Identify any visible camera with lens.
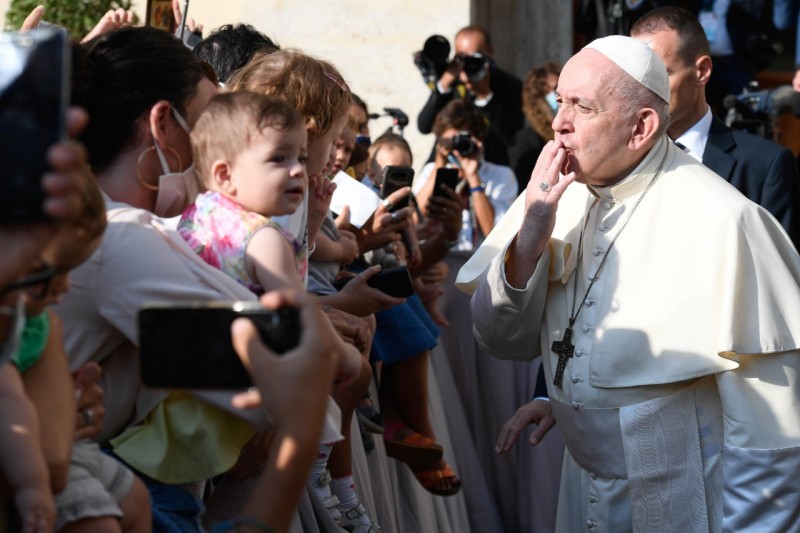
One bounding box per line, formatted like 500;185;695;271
413;34;451;87
723;81;800;140
449;131;478;157
457;52;489;82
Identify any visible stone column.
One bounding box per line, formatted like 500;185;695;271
472;0;573;77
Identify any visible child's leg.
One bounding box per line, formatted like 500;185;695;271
380;351;434;438
57;478;147;532
117;476;150;532
380;352;461;496
328;357;380;528
55;442;142;532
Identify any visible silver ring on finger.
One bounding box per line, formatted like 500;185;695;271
539;181;551;192
390;212;401;222
81;408;93;426
382;198;393;210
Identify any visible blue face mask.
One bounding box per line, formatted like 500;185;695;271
545;91;558;113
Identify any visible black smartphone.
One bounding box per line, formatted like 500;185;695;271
332;266;415;298
433;167;460;197
380;165;414;211
0;29;69;224
138;302;301;389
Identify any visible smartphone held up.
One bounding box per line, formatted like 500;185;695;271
380;165;414;212
0;29;69;224
138;302;301;390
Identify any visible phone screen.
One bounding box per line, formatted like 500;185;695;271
380;165;414;211
138;303;301;389
0;30;69;224
433;167;460;197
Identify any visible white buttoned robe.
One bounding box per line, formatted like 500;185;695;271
461;137;800;532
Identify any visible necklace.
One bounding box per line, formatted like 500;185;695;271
552;144;670;387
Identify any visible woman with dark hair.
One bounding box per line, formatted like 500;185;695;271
508;62;561;190
55;27;277;531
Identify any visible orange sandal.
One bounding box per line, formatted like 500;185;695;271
412;462;462;497
384;427;443;468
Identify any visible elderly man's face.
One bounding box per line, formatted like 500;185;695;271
552;50;637;186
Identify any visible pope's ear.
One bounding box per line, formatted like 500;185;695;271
629;107;660;149
210;160;236;194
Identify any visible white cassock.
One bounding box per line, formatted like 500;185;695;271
459;136;800;532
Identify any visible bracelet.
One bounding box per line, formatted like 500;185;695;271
469;183;486;194
307;242;316;255
211;516;276;533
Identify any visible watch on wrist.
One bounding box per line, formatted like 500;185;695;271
469;182;486;194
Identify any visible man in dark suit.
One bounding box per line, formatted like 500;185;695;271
417;25;523;167
632;6;800;248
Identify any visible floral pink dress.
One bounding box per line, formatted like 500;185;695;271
179;191;306;295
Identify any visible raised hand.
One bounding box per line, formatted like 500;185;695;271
19;5;45;31
506;140;577;288
82;8;135;43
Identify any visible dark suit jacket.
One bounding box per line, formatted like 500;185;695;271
417;66;523;166
702;117;800;249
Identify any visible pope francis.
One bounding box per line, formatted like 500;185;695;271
460;35;800;532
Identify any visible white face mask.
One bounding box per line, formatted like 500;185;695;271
150;108;198;218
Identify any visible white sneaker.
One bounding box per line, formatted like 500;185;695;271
310;470;342;524
338;503;381;533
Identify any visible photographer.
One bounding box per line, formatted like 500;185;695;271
416;26;523;167
414;99;518;253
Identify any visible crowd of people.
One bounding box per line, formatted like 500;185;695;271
2;1;800;532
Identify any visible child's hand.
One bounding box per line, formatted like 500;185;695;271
14;484;55;533
308;176;336;223
323;307;371;355
334;205;351;230
337;230;359;265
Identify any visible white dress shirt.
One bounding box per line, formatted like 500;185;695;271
674;106;713;162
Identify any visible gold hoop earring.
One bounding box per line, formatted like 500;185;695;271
135;145;183;191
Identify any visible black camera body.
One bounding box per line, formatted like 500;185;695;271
458;52;489;82
723;82;800;140
413;34;451;86
452;131;478;157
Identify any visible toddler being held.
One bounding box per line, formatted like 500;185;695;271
179;92;309;294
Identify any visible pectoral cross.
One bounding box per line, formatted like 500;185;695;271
551;327;574;387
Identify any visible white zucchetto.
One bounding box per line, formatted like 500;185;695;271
585;35;670;104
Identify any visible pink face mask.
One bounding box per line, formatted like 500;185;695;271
151;108;198;218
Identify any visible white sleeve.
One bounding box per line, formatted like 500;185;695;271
471;240;549;361
715;350;800;531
